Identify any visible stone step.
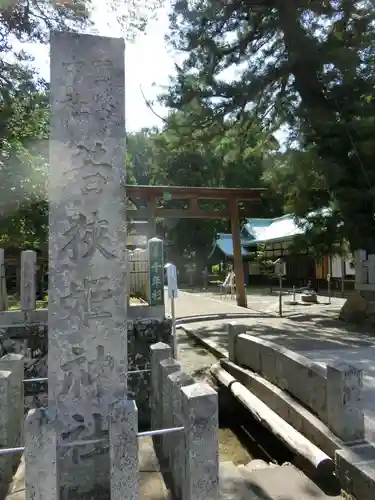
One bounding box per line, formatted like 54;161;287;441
239;464;344;500
220;461;260;500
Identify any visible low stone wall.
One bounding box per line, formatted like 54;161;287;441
150;342;219;500
227;323;364;443
128;317;172;429
0;312;172;429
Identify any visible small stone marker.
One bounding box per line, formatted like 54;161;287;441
326;361;365;442
0;248;8;311
48;31;127;493
181;382;219;500
24;408;59;500
21;250;37;312
167;371;194;499
148;237;164;306
159;358;181;462
110;400;139;500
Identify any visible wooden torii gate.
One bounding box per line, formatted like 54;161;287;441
126;185;264;308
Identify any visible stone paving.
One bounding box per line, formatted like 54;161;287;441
166;289;375;442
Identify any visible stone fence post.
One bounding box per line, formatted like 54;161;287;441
21;250;37;312
181;382;219;500
0;354;24;451
110;400;139;500
227;322;245;363
167;371;194;499
0;356;24;482
0;248;8;311
326;361;365;442
159;358;180;469
150;343;171;431
24;408;59;499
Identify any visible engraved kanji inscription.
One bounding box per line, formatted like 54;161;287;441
61;344;115;399
62;61;86;81
81;172;108;195
61;413;108;464
92;60;113;79
62;211;116;261
59;89;90;117
73;142;112;170
60;276;114;326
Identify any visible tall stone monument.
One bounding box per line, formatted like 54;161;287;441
49;32;127;496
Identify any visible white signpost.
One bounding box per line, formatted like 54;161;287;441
165;263;179;358
274;258;286;317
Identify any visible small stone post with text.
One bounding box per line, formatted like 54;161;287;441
148;237;164;306
21;250;37;312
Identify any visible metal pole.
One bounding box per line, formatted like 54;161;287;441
279;274;283;317
327;274;331;304
293;286;296;303
138;426;184;438
171;291;177;359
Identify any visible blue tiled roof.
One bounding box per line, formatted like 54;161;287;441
244;215;304;245
214;233;253;257
212;215;305;258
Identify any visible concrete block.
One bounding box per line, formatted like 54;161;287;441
327;361;365;442
110;399;139;500
167;371;194;499
335;442;375;499
181;382;219;500
24;408;59;500
233;334;328;422
226;322;244;363
235;334;261;373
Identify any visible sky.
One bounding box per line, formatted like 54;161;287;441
17;2;175;133
16;0;285;144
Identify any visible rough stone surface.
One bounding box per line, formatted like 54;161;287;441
109;400;139;500
0;317;172;429
167;371;194;499
0;370;14;482
150;343;171;433
20;251;36;312
49;31;127;494
326;361;365;442
24;408;59;500
335;442;375;500
0;355;24;452
181;382;219;500
235;333;327;422
128;318;172;429
227;322;245;363
159;358;180;464
339;292;367;323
